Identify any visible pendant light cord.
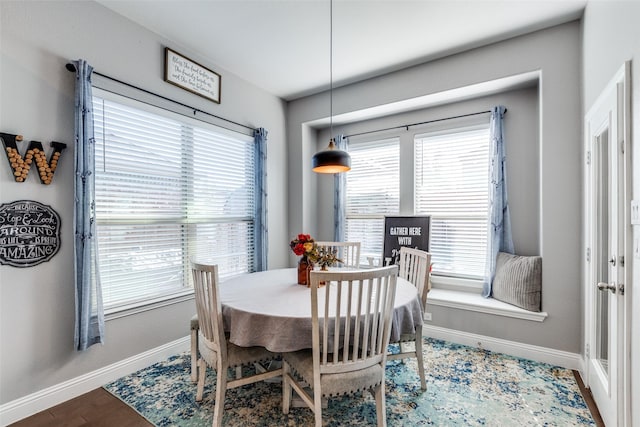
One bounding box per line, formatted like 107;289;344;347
329;0;333;139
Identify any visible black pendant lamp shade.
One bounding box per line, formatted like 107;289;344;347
312;138;351;173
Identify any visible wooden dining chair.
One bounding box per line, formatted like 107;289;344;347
191;261;282;426
387;246;432;390
315;241;361;268
282;266;398;427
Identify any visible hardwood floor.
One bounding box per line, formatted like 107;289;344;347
573;370;605;427
9;388;151;427
10;371;605;426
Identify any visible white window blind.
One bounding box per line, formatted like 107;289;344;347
93;94;255;310
414;126;490;279
345;138;400;264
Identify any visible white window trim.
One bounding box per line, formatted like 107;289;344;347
104;290;195;321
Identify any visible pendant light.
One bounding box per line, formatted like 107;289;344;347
312;0;351;173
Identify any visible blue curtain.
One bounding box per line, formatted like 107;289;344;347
333;134;348;242
254;128;268;271
482;106;515;298
73;59;104;350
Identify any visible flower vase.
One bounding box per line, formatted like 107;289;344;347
298;257;313;286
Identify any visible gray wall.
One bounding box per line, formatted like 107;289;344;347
288;22;582;353
582;2;640;424
0;0;288;404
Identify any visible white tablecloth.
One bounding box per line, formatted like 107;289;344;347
220;268;423;352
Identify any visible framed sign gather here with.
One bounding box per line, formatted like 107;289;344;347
383;215;431;266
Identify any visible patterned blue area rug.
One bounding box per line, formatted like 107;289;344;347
104;338;595;426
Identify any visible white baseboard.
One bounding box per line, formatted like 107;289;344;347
0;336;190;426
422;324;583;372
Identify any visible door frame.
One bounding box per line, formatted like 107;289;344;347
582;60;631;427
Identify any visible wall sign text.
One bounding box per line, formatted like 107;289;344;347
383;216;431;266
164;47;221;104
0;200;61;267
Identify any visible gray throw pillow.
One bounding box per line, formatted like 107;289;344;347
492;252;542;312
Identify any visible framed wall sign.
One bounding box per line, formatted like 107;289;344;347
164;47;221;104
0;200;61;267
382;215;431;266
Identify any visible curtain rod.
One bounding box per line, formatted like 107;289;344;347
65;63;256;132
344;108;507;139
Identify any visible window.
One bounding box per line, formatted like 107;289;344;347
93;91;256;311
414;126;490;279
345;138;400;264
342;123;490;285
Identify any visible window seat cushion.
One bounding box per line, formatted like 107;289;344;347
492;252;542;312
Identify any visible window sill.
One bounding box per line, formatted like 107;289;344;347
426;288;548;322
105;290;194;321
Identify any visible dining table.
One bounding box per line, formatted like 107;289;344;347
219;267;423;353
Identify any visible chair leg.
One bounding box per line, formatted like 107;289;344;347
212;362;227;427
313;386;323;427
415;335;426;390
282;361;292;414
235;366;242;379
374;383;387;427
190;329;198;383
196;359;207;402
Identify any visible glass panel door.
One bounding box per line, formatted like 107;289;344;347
594;131;609;374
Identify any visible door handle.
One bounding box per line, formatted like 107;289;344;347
597;282;617;293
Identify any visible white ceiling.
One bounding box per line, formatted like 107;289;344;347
97;0;586;101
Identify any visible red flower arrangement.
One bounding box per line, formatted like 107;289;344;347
290;234;320;285
289;233;319;261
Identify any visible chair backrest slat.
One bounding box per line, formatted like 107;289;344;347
342;282;352;362
363;278;374;359
310;266;397;374
380;274;394;353
333;282;341;357
321;283;329;365
351;280;362;361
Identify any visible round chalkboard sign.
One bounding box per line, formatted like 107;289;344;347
0;200;61;267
